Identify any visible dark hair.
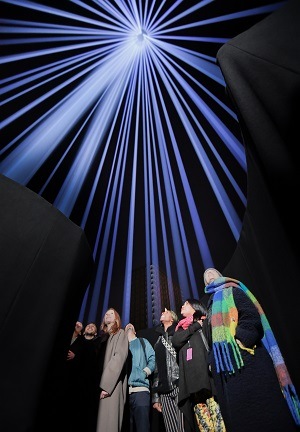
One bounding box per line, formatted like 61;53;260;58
186;298;207;316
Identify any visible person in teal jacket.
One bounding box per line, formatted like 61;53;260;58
125;323;156;432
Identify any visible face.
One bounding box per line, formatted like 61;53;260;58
125;324;136;333
160;308;173;324
85;323;97;335
180;301;195;318
104;309;116;325
204;268;221;285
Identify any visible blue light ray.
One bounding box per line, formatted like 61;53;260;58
54;54;139;215
153;3;285;34
87;65;140;321
143;71;192;298
0;20;109;35
1;40;140;185
148;0;214;34
121;70;142;325
100;0;138;31
145;51;213;271
145;53;214;267
146;44;243;239
144;0;168;31
141;67;157;323
1;48;109;98
1;0;281;326
151;38;224;84
2;0;131;31
148;42;244;168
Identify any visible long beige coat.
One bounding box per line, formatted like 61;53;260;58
96;329;128;432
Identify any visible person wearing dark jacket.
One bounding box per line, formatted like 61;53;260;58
152;308;184;432
81;323;109;432
172;299;226;432
203;268;300;432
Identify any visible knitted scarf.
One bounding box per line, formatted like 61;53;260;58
175;315;193;331
205;276;300;426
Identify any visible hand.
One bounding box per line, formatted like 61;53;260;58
153;402;162;412
100;390;110;400
193;311;206;325
67;350;75;360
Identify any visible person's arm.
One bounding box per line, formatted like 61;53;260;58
144;339;156;376
100;329;129;395
233;288;264;348
151;360;161;408
172;321;201;350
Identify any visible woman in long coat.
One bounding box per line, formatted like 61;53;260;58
203;268;300;432
96;308;129;432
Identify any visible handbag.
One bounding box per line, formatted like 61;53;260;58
193;330;227;432
194;396;226;432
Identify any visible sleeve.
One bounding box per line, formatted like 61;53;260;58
171;321;201;350
151;360;160;404
233;288;264;347
100;329;129;394
143;338;156;376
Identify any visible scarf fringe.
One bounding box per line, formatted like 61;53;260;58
213;340;243;374
284;384;300;426
205;277;300;426
213;342;231;373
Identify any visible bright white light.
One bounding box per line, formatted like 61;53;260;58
1;0;279;326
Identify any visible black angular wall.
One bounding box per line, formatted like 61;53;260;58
0;174;94;432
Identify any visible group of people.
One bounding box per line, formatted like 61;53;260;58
63;268;300;432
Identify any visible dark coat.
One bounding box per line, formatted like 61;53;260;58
80;333;109;432
204;288;298;432
172;321;217;432
152;323;179;400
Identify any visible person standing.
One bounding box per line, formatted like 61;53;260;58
80;322;108;432
67;320;84;362
61;321;85;431
203;268;300;432
96;308;129;432
172;299;226;432
152;308;185;432
125;323;156;432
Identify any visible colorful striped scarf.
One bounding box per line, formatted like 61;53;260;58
205;276;300;426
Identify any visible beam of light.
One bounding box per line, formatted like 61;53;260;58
144;56;200;297
54;47;138;215
1;40;139;187
148;0;214;33
1;0;285;326
146;55;214;268
122;62;142;325
149;41;245;167
148;45;246;206
151;3;286;34
87;65;139;321
142;68;158;324
146;44;243;239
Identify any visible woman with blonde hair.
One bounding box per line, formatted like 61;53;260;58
96;308;129;432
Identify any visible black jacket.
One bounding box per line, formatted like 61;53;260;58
152;323;179;403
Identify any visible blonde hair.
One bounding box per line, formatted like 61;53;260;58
170;310;178;323
203;268;223;286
